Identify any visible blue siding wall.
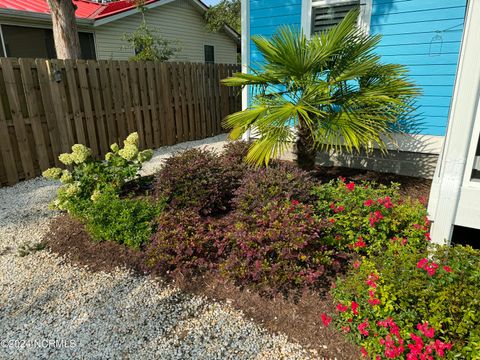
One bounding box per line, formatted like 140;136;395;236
248;0;467;136
250;0;302;68
371;0;467;136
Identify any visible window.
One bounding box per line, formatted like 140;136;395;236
1;25;96;59
311;0;360;34
204;45;215;64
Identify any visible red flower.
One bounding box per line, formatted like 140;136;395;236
346;182;355;191
353;260;362;269
361;347;368;357
364;199;374;207
321;313;332;327
351;301;359;315
336;303;349;312
338;176;346;183
417;258;428;269
354;239;367;248
383;196;394;209
425;262;439;277
443;265;452;273
417;323;435;338
358;319;370;336
368;298;381;306
425;232;431;241
291;200;300;206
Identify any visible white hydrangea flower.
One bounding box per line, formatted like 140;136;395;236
71;144;92;164
125;132;139;147
58;153;74;166
118;143;139;161
60;170;73;184
90;189;101;202
110;143;119;153
105;152;114;162
64;183;80;197
42;167;63;180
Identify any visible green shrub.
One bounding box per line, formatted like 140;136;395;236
43;132;153;215
232;163;315;214
328;244;480;359
218;200;332;290
311;178;430;254
80;188;163;248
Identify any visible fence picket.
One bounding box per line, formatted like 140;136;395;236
0;59;240;186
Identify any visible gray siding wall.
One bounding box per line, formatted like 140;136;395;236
94;0;238;64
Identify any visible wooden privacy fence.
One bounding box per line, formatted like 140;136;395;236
0;58;241;186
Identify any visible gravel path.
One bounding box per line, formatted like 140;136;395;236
0;135;317;360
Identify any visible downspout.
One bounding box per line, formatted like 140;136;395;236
241;0;251;141
429;0;480;244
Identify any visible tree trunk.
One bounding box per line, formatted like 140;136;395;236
296;117;317;171
47;0;81;59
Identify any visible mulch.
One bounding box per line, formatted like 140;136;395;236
43;166;433;359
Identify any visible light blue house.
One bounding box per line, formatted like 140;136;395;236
242;0;480;244
241;0;468;178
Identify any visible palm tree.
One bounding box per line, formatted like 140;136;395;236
222;10;421;170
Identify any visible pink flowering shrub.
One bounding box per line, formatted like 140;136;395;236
311;179;430;254
328;244;480;359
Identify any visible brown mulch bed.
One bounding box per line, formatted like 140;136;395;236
43;167;433;359
44;216;359;359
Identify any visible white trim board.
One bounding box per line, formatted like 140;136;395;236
301;0;372;38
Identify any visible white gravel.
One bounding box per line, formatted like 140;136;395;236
0;135;317;360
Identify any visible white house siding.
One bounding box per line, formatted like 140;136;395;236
94;0;238;64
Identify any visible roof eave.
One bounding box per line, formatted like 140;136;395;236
0;8;94;26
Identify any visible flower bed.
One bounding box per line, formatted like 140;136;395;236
43;137;480;359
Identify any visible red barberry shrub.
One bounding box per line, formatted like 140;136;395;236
143;209;223;274
217;200;332;290
232;162;316;214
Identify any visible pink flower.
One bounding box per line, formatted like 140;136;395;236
425;263;439;277
361;347;368;357
334;206;345;213
364;199;374;207
336;303;349;312
417;323;435;338
338;176;346;183
351;301;359;315
383;196;394;209
353;260;362;269
291;200;300;206
346;182;355;191
417;258;429;269
368;298;381;306
443;265;452;273
358;319;370;336
321;313;332;327
425;232;431;241
433;340;452;357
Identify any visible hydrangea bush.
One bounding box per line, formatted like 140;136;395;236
311;178;430;254
324;244;480;359
43;133;153;214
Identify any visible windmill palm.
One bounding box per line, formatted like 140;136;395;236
222;10;421;170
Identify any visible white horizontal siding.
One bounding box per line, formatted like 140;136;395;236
94;0;238;64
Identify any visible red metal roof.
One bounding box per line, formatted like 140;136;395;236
0;0;158;20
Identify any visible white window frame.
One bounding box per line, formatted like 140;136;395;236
301;0;372;39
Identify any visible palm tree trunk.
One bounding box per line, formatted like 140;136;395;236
296;116;317;171
47;0;81;59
